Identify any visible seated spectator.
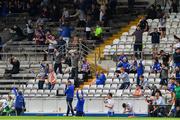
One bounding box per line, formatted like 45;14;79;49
136;61;144;85
33;25;45;45
175;67;180;81
96;71;106;85
173;48;180;67
149;28;161;56
81;58;90;81
159;63;169;89
9;25;25;41
117;57;131;73
139;75;149;89
151;86;162;97
153;91;165;105
47;67;57;90
129;59;138;73
5;57;20;76
151;58;161;73
122;103;133;114
119;68;130;89
158;50;170;66
133;85;142;97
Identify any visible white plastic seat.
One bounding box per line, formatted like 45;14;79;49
112;78;120;84
89;85;97;90
97;85;104;90
96;89;102;94
104;84;111;90
115;90;123;96
89;90;95;95
111;84;118;89
83;85;90;90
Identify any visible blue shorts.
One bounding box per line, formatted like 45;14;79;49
108;111;114;117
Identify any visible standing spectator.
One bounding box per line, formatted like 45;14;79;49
117;57;131;73
149;28;161;56
65;80;75;116
0;36;2;60
70;51;79;87
93;24;103;44
45;30;57;53
26;20;34;41
159;15;166;38
81;58;90;81
169;0;178;13
96;71;106;85
33;25;45;45
133;85;142;97
130;59;138;73
173;48;180;67
104;93;114;117
132;26;144;59
119;68;130;89
159;50;170;66
59;22;73;45
60;7;69;24
54;49;62;74
151;58;161;73
136;61;144;85
139;17;149;31
128;0;135;12
37;63;46;89
57;38;66;55
159;63;169;89
13;88;25;116
75;89;85;116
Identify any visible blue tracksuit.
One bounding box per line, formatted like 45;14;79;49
65;84;75;100
152;62;161;72
96;73;106;85
137;62;144;85
12;88;25;109
76;91;85;116
59;26;73;38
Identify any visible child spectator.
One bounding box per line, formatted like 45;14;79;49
81;58;90;81
119;68;130;89
159;63;169;89
133;85;142;97
37;63;46;89
47;67;57;90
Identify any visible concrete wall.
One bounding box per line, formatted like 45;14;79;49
25;97;148;114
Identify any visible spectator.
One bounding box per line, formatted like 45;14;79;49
70;50;79;87
7;95;14;115
5;57;20;76
132;25;144;59
57;38;66;55
119;68;130;89
104;93;114;117
151;58;161;73
45;30;57;53
129;59;138;73
92;24;103;44
0;98;10;116
65;80;75;116
159;15;166;38
168;77;176;99
75;89;85;116
133;85;142;97
175;67;180;81
139;16;149;31
157;50;171;66
0;36;2;60
147;5;157;19
13;88;25;116
139;75;149;89
47;67;57;90
54;49;62;74
26;20;34;41
159;63;169;89
117;57;131;73
33;25;45;45
81;58;90;81
85;15;93;40
169;0;178;13
10;25;25;41
60;7;69;24
153;91;165;105
136;61;144;85
37;63;46;89
118;53;127;62
149;28;161;56
122;103;133;114
59;22;73;45
173;48;180;67
96;71;106;85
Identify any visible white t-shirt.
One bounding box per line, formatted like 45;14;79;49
153;96;165;105
126;103;133;113
106;98;114;112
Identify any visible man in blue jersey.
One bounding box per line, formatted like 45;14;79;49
75;89;85;116
65;80;75;116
